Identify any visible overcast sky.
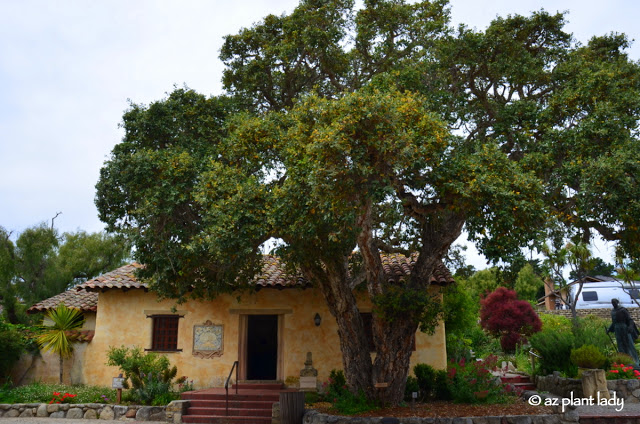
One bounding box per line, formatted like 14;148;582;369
1;0;637;268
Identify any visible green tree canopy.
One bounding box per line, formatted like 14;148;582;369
460;268;500;300
514;263;544;302
0;224;130;323
96;0;640;404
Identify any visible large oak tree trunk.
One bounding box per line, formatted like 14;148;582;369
372;316;420;404
302;261;374;396
302;207;464;405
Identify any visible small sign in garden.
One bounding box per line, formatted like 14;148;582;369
112;374;124;404
112;377;125;389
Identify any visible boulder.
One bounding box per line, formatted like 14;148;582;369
99;405;115;420
67;408;84;419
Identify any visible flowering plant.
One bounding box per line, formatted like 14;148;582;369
176;376;194;392
446;355;512;404
50;392;77;404
606;363;640;380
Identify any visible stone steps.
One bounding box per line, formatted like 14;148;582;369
181;383;285;424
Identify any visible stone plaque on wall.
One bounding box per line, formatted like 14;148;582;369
193;320;223;358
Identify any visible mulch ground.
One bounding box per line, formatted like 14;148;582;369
311;398;554;418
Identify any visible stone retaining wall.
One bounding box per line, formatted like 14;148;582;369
540;308;640;322
0;402;167;421
535;373;584;398
535;372;640;403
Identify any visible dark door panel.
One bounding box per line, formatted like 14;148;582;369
247;315;278;380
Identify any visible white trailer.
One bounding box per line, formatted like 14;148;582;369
571;281;640;309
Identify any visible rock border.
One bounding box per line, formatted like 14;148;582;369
0;402;167;421
535;372;640;403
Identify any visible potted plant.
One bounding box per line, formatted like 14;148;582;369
570;345;606;377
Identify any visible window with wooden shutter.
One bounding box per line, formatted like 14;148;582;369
149;315;181;352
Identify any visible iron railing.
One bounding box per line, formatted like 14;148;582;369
224;361;239;416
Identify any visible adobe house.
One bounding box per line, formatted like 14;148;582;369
25;254;452;389
15;289;97;385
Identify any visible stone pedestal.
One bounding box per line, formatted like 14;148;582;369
300;352;318;392
582;369;610;400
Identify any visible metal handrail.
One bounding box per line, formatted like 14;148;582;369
224;361;239;416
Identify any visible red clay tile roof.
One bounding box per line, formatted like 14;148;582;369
254;255;310;288
78;255;452;292
27;288;98;314
28;255;453;312
381;253;453;285
76;262;146;292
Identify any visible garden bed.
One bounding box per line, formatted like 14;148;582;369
310;397;553;418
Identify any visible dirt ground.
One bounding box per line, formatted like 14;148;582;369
311;397;554;418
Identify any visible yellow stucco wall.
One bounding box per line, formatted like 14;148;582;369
10;312;96;386
81;287;446;389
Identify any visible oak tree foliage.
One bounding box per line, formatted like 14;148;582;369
96;0;640;404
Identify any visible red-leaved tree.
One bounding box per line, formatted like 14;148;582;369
480;287;542;352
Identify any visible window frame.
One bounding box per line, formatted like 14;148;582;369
146;314;183;352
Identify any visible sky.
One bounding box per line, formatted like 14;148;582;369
1;0;638;269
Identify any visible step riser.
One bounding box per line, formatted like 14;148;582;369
182;416;272;424
188;408;271;417
189;400;274;409
500;377;531;383
183;394;280;401
232;383;283;390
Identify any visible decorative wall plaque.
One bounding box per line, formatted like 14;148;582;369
193;320;224;358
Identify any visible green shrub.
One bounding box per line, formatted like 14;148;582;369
466;326;502;358
404;376;419;401
570;345;606;369
106;346;178;405
320;370;377;415
538;313;572;332
433;370;452;401
573;315;614;355
609;352;635;366
446;325;501;363
151;391;179;406
328;369;346;392
0;320;31;381
446;333;474;363
529;325;576;377
413;363;436;400
305;391;320;404
333;389;377;415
